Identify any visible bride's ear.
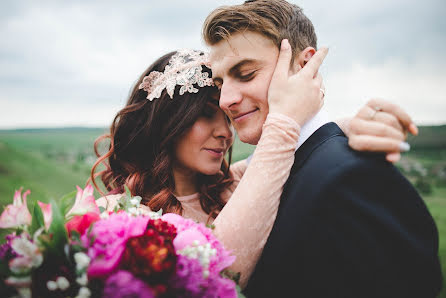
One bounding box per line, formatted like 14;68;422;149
290;47;316;74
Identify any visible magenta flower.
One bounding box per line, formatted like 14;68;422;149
81;212;149;278
66;185;99;219
169;255;204;297
103;270;155;298
0;188;32;228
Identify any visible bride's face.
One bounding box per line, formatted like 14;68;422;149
174;99;234;176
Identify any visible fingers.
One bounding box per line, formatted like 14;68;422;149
348;135;408;153
366;98;418;135
315;73;325;107
356;106;405;132
271;39;293;84
386;152;401;163
299;47;329;78
350;118;405;141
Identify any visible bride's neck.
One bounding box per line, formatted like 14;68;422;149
172;166;198;197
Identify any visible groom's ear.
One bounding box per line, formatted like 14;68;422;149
289;47;316;74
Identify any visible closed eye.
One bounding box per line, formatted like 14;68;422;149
239;71;256;81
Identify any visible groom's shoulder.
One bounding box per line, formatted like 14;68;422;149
290;122;393;180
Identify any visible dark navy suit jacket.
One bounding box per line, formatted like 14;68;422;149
245;123;442;298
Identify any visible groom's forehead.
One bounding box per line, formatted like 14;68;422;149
209;32;277;73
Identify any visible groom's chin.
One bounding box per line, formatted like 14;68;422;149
236;126;262;145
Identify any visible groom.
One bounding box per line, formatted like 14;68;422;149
203;0;442;297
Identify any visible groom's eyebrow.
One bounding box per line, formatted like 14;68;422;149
228;59;258;76
212;59;259;84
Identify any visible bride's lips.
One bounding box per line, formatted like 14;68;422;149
204;148;225;158
232;109;258;123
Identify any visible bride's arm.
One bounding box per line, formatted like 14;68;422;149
213;113;300;288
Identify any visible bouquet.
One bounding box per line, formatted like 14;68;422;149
0;186;243;298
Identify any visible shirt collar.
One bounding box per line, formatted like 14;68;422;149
295;109;330;151
245;109;330;164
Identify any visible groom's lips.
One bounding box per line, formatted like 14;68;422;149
233;109;258;123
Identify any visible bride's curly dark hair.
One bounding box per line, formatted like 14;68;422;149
90;51;233;221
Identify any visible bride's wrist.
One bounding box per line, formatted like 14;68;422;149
266;113;301;134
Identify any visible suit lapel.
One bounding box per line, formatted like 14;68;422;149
290;122;345;174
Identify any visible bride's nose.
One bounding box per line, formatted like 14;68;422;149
213;111;233;140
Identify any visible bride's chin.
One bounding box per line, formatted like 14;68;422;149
200;164;223;176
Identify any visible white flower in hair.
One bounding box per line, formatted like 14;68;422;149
139;49;214;101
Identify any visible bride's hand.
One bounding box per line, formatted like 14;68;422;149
344;98;418;163
268;39;327;126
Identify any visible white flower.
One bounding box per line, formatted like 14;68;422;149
148;211;161;219
76;273;88;286
128;207;138;216
56;276;70;290
130;198;140;206
177;241;217;278
9;234;43;274
47;280;58;291
100;212;109;219
74;252;91;271
75;287;91;298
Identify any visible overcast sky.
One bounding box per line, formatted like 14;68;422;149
1;0;445;128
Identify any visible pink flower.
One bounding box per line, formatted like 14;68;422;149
81;212;150;278
173;228;208;251
66;185;99;218
0;188;32;228
66;212;100;237
162;213;236;275
37;201;52;230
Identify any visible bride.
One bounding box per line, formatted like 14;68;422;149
92;49;414;287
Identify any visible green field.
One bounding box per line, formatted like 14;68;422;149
0;126;445;295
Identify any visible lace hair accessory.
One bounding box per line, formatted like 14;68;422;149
139;49;215;101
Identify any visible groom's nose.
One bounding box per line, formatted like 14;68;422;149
219;81;243;112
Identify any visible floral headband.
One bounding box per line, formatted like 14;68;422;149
138;49;215;101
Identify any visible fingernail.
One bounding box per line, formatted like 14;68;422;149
399;142;410;152
409;123;418;135
281;39;290;50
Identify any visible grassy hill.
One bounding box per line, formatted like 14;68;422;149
0;125;445;296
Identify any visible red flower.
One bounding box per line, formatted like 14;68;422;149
65;212;100;237
120;219;177;295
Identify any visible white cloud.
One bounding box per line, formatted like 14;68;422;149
324;57;446;125
0;0;445;128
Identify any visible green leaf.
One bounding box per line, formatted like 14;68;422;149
70;230;81;243
29;203;45;235
48;200;68;256
99;206;106;213
59;190;77;215
124;185;132;199
236;285;247;298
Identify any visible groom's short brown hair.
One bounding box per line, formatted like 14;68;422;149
202;0;317;60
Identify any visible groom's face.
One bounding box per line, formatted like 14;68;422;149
210;32;279;145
